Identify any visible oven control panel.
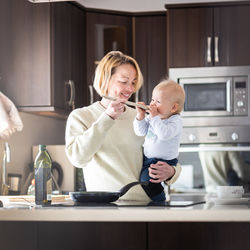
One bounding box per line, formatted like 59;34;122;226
181;126;250;144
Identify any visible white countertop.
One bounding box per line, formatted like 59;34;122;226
1;205;250;222
0;194;250;222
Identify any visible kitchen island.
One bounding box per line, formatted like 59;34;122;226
0;194;250;250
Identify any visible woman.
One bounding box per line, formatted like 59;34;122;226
65;51;181;201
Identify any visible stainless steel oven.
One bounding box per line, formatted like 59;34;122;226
169;66;250;144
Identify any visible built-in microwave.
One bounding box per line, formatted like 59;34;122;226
179;76;248;117
169;66;250;144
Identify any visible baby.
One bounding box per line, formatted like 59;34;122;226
133;79;185;201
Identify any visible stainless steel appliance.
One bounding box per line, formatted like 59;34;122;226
169;66;250;144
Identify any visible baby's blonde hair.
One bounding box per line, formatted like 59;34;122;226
154;79;185;113
93;51;143;96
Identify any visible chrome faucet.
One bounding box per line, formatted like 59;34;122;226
2;142;10;195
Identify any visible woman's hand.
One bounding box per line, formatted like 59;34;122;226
105;99;126;119
148;161;175;183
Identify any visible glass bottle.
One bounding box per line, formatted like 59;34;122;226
34;145;52;205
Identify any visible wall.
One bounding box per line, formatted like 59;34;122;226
0;112;66;194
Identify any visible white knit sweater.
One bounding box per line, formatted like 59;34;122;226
65;102;181;201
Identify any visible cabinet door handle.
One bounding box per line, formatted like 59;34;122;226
214;36;219;63
89;85;94;104
135;90;139;103
65;80;75;109
207;36;212;63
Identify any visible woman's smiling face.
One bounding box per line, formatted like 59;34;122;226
107;64;137;101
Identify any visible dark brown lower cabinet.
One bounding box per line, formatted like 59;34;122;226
148;222;250;250
38;222;146;250
0;222;146;250
0;222;37;250
1;221;250;250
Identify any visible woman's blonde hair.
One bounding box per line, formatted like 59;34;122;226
93;51;143;96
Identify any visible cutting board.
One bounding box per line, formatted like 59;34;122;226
0;195;70;204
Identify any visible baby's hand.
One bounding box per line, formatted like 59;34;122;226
149;103;158;118
136;102;146;120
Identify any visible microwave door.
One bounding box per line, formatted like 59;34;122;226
179;77;233;117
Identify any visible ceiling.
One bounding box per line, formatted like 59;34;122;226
75;0;245;12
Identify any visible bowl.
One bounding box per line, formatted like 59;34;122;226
216;186;244;199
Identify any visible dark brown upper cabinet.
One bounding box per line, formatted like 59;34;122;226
167;4;250;68
86;10;132;103
134;13;167;104
213;5;250;66
0;1;50;110
52;3;86;114
0;0;86;118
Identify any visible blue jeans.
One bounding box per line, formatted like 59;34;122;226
140;156;178;202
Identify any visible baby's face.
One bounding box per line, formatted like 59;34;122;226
150;88;175;119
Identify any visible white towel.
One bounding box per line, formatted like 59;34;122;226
0;92;23;140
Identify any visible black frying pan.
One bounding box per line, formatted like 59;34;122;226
70;181;148;203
